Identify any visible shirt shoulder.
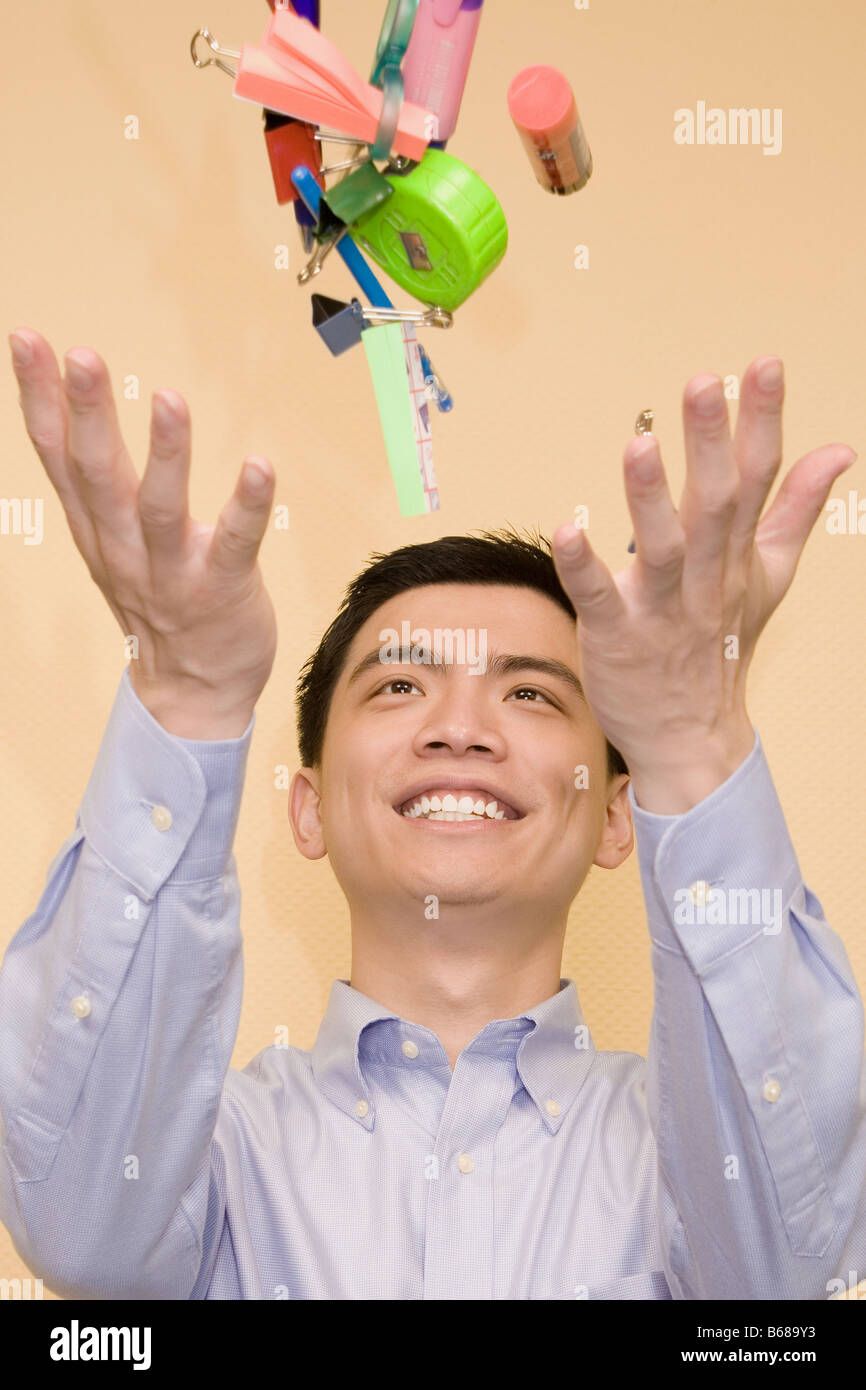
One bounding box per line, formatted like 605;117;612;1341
219;1045;317;1120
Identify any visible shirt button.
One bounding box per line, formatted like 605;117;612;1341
151;805;173;831
763;1079;782;1102
355;1100;369;1118
71;995;91;1019
457;1153;474;1174
689;880;710;906
401;1040;419;1059
545;1099;561;1117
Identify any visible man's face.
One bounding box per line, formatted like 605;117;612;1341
290;584;632;920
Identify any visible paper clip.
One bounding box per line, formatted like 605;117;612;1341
190;29;240;79
627;409;654;552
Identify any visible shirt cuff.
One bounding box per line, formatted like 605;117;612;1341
78;666;255;896
630;729;803;966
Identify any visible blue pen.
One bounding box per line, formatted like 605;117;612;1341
417;343;453;412
290;163;454;411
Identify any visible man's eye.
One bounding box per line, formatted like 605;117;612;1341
373;682;552;703
376;678;421;696
507;687;551;704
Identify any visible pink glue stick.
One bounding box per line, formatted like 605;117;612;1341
402;0;484;145
507;64;593;195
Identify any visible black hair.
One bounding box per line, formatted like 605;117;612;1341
295;525;628;780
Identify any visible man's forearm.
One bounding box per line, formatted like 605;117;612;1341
633;732;866;1297
0;667;251;1296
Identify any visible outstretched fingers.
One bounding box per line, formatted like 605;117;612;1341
678;374;738;601
208;458;276;577
9;328;97;558
727;357;786;568
138;391;193;559
61;346;142;546
623;433;685;596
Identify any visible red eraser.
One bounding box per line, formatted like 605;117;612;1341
264;120;323;204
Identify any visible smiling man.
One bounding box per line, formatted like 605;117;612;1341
290;570;632;1075
1;329;865;1302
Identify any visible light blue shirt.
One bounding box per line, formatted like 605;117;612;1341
1;667;864;1300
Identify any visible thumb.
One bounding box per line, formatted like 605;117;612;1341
754;445;855;602
552;523;625;629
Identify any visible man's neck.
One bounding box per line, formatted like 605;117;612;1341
349;912;565;1070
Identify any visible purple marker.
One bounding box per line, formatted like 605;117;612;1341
269;0;320;22
291;0;320;24
266;0;322;243
402;0;484;146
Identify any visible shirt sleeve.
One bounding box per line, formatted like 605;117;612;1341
632;730;866;1299
0;666;253;1299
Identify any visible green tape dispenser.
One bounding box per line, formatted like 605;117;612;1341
350;148;508;313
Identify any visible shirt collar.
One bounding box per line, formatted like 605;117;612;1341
310;977;596;1135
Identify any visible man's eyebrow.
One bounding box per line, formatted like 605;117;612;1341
488;653;586;702
346;649;392;688
346;648;586;702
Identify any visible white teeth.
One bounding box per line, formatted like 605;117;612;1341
400;791;515;820
402;807;505;822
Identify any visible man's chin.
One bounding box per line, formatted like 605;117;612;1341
395;866;510;907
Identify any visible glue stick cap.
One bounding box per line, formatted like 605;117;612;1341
507;63;591;194
507;65;577;144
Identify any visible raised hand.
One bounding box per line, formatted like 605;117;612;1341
9;328;278;738
551;358;856;813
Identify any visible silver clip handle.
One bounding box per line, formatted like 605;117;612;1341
318;155;372;176
361;305;453;329
314;132;369;147
297;226;351;285
190;28;240;79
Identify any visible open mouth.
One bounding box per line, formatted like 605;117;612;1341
394;788;524;823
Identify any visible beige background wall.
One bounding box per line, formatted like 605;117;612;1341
2;0;864;1296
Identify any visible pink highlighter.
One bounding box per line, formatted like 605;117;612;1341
401;0;484;145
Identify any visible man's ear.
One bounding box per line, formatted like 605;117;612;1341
288;768;328;860
592;773;634;869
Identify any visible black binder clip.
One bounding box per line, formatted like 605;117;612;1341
311;294;366;355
